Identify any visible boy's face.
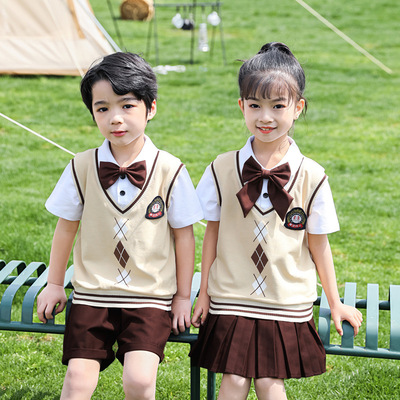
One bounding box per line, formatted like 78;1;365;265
91;79;156;153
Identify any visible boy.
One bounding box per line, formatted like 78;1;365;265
37;52;203;400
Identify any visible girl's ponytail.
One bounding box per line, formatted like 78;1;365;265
258;42;293;57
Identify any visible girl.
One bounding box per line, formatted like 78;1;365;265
190;42;363;400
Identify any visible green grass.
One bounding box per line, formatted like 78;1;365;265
1;0;400;398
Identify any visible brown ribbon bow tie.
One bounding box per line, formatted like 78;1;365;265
99;160;147;190
236;156;293;220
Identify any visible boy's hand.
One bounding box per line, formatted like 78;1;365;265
37;283;67;323
191;291;210;328
171;295;191;335
331;303;363;336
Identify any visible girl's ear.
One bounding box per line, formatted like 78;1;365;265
147;100;157;121
294;98;305;120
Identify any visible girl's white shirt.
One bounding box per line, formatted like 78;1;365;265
45;136;203;229
196;136;340;234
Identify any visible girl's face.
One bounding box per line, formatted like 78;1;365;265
238;87;304;144
92;79;156;152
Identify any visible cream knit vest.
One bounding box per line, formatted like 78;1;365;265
208;151;327;322
70;148;183;310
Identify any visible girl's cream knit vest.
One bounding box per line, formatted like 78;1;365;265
208;151;327;322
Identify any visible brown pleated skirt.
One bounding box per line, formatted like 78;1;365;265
189;314;326;379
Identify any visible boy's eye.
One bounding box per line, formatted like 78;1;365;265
123;104;134;109
97;107;108;113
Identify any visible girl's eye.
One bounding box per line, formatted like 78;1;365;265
249;103;259;109
97;107;108;113
274;104;286;109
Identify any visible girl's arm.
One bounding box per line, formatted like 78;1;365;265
37;218;79;323
171;225;195;335
191;220;219;328
308;233;363;336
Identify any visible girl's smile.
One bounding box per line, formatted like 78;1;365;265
257;126;276;134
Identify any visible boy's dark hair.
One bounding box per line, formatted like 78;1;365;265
238;42;307;113
81;52;157;117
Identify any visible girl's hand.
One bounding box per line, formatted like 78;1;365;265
36;283;67;323
191;291;210;328
171;295;191;335
331;303;363;336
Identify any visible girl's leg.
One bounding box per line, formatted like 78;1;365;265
218;374;252;400
254;377;287;400
61;358;100;400
122;350;160;400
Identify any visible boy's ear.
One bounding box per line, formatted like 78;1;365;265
147;100;157;121
238;98;245;114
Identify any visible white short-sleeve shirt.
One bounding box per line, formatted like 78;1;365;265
46;136;204;229
196;136;339;234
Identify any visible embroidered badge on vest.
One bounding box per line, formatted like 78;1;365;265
284;207;307;230
145;196;165;219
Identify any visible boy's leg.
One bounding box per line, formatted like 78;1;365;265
254;377;287;400
61;358;101;400
122;350;160;400
217;374;251;400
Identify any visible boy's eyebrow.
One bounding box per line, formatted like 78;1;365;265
93;100;107;106
120;96;140;102
93;96;140;106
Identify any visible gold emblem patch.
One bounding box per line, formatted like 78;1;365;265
145;196;165;219
284;207;307;230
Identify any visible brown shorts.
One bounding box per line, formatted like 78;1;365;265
62;304;172;371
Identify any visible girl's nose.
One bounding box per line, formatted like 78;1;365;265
259;110;273;123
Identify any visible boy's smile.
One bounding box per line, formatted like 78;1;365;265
92;80;156;162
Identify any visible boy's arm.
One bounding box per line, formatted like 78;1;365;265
171;225;195;335
191;221;219;328
308;233;363;336
37;218;79;323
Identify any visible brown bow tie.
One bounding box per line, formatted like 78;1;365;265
236;156;293;220
99;161;147;190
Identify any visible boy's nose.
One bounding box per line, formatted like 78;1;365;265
111;113;123;124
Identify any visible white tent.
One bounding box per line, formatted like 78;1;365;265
0;0;120;76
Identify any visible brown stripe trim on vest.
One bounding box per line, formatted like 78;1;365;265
74;290;173;302
209;301;314;320
210;299;313;314
306;174;327;216
209;307;313;320
95;149;160;215
211;161;222;207
71;158;84;205
287;157;304;193
236;150;243;185
166;163;184;208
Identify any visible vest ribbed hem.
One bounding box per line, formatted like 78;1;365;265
72;290;173;311
209;297;314;323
